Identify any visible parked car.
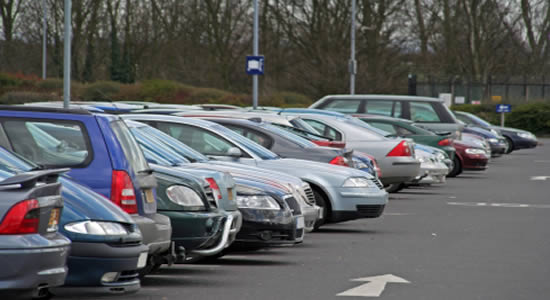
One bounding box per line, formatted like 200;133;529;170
279;112;420;188
309;95;464;137
2;147;150;294
0;106;174;274
453;110;538;153
123;118;317;234
122;115;388;229
353;114;456;160
449;139;490;177
0;164;70;299
204;118;355;167
410;144;449;185
455;120;507;157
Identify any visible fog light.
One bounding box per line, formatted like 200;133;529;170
259;231;272;241
101;272;119;283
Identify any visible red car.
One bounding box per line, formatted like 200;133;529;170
448;140;489;177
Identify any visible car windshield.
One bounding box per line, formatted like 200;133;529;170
257;123;317;148
212;124;280;160
130;127;191;166
464;112;492;127
0;147;34;172
270;123;331;141
110;120;150;173
137;124;209;163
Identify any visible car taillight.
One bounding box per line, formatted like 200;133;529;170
387;141;411;157
329;156;348;166
438;138;451;146
205;178;222;200
0;199;40;234
312;140;346;148
111;170;138;214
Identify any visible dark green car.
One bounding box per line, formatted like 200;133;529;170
353;114;456;160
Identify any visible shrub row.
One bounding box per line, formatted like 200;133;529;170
452;103;550;135
0;72;312;108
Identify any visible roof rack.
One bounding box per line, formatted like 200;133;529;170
0;105;93;115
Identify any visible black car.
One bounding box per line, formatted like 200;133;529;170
204;118;354;168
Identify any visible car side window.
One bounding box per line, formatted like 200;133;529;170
323;99;361;113
154;122;243;157
224;125;273;149
394;125;415;137
1;120;91;167
455;114;474;125
365;100;393;116
303;119;342;141
393;101;403;118
410;102;441;122
367;121;396;135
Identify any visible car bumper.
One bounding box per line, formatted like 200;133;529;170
514;138;538;150
63;241;149;292
0;234;70;291
235;208;303;246
409;162;448;185
379;158;421;185
330;187;388;222
132;214;171;255
302;204;320;232
462;154;489;170
489;142;507;156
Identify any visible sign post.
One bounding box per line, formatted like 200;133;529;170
251;0;260;109
63;0;71;109
496;104;511;127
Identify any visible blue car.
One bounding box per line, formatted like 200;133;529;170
454;111;538;153
0;147;148;293
460;124;507;157
0;106;174;274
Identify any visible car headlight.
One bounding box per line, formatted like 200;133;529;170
436;152;446;161
488;138;499;144
465;148;486;155
166;185;206;211
490;129;499;135
517;132;536;140
342;177;373;188
236;185;280;210
65;221;129;236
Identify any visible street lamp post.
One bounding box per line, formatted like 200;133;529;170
42;0;47;79
349;0;357;95
63;0;71;108
252;0;259;109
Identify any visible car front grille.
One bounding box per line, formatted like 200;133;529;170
204;186;217;208
371;179;384;189
356;205;385;218
284;196;301;215
117;270;139;283
302;184;316;205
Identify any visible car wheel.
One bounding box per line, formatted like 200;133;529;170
447;156;462;177
312;189;329;231
385;183;405;193
504;136;514;154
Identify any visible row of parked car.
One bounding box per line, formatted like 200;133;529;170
0;94;538;298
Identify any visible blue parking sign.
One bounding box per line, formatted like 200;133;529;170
246;56;264;75
496;104;511;113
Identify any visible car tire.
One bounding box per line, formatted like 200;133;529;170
385;183;405;193
312;189;329;231
504;136;514;154
447;156;462;177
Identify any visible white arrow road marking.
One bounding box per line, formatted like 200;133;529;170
448;202;550;209
337;274;410;297
530;176;550;181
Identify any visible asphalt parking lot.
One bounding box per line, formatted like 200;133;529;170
59;140;549;300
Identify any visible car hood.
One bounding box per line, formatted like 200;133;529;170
59;177;134;225
491;125;530;134
258;158;375;179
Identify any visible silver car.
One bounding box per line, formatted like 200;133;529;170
122;115;388;229
280;113;421;186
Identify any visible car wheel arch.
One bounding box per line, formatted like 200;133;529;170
303;180;332;216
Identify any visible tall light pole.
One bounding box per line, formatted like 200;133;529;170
42;0;47;79
349;0;357;95
252;0;259;109
63;0;71;108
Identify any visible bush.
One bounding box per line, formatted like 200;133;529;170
81;81;121;102
0;91;60;105
36;78;64;91
140;79;191;102
188;87;230;104
271;91;312;107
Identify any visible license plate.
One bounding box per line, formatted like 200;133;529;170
144;189;155;203
47;208;60;232
296;216;305;229
137;252;148;269
227;188;233;201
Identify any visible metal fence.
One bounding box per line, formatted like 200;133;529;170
416;76;550;104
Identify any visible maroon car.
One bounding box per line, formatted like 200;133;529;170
448;140;489;177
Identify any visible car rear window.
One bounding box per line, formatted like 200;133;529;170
110;120;150;173
1;119;92;168
365;100;393;116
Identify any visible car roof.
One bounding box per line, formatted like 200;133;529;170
1;104;93;115
318;94;443;103
121;114;218;128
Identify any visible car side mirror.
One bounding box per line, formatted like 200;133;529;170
226;147;242;157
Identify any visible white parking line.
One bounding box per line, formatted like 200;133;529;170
530;176;550;181
448;202;550;209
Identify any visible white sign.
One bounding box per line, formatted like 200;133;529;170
337;274;410;297
439;93;452;108
455;96;465;104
